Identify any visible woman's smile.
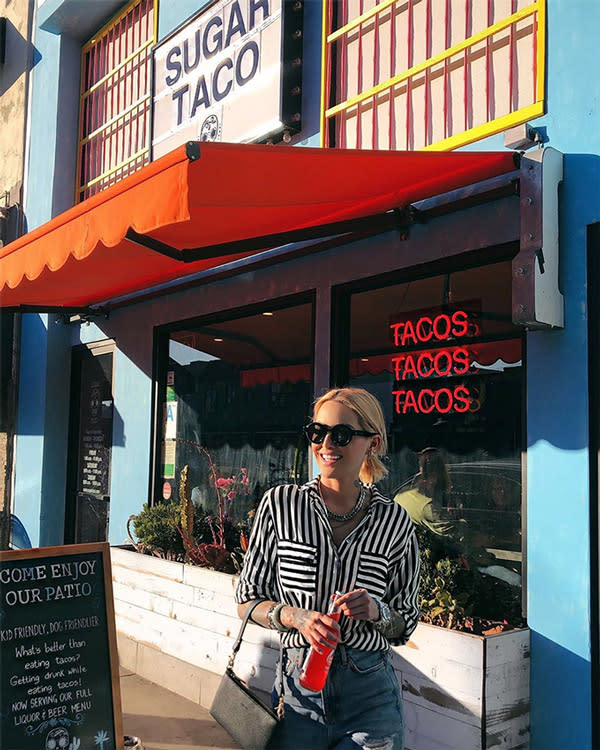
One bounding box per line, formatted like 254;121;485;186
318;451;342;466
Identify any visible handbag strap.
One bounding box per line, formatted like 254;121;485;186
228;599;285;719
228;599;265;665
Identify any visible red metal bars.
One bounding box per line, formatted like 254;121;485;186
406;0;413;150
388;0;396;149
443;0;450;140
356;0;364;149
324;0;542;153
424;0;431;147
463;0;469;132
78;0;154;202
485;0;492;123
372;0;380;149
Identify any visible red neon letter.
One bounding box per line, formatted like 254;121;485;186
417;389;435;414
451;310;469;338
392;390;406;413
433;350;453;377
452;347;470;375
403;390;419;413
402;355;418;380
434;388;453;414
415;316;433;342
390;323;404;348
417;352;434;378
392;356;405;380
402;321;418;347
433;314;451;340
453;385;470;413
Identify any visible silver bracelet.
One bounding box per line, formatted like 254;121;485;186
265;603;278;630
272;602;291;632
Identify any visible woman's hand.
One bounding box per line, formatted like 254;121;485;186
334;589;379;622
280;607;341;654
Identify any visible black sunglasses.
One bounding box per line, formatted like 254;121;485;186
303;421;377;447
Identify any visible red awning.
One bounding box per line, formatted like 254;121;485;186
0;142;517;309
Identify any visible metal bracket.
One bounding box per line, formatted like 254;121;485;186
512;146;564;329
58;309;109;325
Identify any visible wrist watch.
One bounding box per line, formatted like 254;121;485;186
372;596;392;630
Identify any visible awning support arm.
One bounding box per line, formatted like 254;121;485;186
125;209;411;262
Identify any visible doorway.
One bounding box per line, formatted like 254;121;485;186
65;341;114;543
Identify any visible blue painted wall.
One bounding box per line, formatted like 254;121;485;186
15;0;599;748
521;1;600;744
13;8;81;546
14;314;49;548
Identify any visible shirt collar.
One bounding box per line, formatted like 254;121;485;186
301;476;392;506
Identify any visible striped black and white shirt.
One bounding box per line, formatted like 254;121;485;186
235;478;420;650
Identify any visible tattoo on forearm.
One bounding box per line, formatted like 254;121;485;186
287;607;310;632
379;610;406;638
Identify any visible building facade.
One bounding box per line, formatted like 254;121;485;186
1;1;599;748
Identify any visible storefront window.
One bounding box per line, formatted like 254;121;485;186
158;300;313;524
340;260;524;621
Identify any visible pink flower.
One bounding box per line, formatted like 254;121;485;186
227;491;236;501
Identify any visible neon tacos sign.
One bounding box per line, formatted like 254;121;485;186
390;310;481;415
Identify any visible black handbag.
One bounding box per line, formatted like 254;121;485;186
210;600;284;750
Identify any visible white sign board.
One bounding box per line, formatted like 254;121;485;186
152;0;297;156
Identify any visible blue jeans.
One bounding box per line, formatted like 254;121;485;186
268;645;404;750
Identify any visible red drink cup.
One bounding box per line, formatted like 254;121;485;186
299;610;341;692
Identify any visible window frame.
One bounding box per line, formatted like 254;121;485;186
149;291;316;508
331;249;528;616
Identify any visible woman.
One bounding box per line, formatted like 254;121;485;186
235;387;420;749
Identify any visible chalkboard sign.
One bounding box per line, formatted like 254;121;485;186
0;543;123;750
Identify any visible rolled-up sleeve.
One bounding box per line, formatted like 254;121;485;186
387;525;421;645
235;491;277;604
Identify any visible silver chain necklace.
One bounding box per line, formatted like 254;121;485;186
319;479;366;523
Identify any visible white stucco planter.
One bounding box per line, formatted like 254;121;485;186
110;547;529;750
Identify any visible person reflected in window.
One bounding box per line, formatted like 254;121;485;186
235;387;420;750
394;447;461;539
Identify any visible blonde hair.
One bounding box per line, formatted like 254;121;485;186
312;387;388;484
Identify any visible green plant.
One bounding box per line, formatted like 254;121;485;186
421;554;471;630
128;453;254;573
128;499;251;567
177;463;235;572
128;502;186;559
416;525;525;633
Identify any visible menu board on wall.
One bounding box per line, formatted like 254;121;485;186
75;351;113;543
0;543;123;750
78;365;113;498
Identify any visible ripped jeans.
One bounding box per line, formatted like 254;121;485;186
267;645;404;750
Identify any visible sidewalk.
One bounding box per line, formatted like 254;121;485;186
120;667;241;750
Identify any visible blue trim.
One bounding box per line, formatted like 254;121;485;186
38;0;129;40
